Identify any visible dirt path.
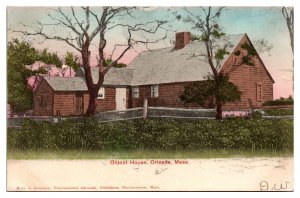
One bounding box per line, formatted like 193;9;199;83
7;157;293;191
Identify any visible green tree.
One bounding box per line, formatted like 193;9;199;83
176;7;243;119
105;59;127;68
38;49;62;67
64;52;80;71
7;39;61;113
181;75;241;108
7;39;38;113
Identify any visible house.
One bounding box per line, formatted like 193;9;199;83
33;68;133;116
33;32;274;116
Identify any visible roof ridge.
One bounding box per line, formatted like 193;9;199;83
44;76;80;78
138;45;174;54
89;67;135;70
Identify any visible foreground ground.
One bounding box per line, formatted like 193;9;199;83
7;157;293;191
7;149;292;159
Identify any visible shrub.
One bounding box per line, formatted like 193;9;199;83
263;99;293;106
252;111;263;119
7;118;293;152
264;109;293;116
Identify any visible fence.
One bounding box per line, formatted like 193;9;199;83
7;107;216;127
7;104;294;128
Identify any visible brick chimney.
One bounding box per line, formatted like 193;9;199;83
175;32;191;50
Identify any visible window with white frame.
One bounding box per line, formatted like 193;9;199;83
97;87;105;99
132;86;139;98
151;84;159;98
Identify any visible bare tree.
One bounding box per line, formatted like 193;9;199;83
282;7;294;53
14;7;170;116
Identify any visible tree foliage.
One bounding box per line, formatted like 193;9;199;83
64;52;80;71
8;39;38;113
104;59;127;68
180;74;241;106
175;7;241;119
7;39;67;113
38;49;62;67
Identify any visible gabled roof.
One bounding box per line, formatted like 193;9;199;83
244;34;275;83
76;67;134;86
127;34;245;86
40;33;274;92
43;76;88;91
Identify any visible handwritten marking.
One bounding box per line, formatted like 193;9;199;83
155;167;169;175
260;180;291;191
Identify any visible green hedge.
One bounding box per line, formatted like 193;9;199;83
264;109;293;116
263;99;293;106
7;118;293;152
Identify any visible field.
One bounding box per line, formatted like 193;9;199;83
7;117;293;159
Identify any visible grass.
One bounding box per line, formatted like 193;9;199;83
7;148;293;160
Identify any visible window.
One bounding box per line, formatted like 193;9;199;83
132;86;139;98
97;87;105;99
256;83;262;101
151;84;159;98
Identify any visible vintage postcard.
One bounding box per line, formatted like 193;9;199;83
6;4;294;192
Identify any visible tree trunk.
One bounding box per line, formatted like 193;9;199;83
85;90;97;117
84;73;105;117
215;99;222;120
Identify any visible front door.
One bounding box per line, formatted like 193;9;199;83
75;93;84;115
116;88;127;110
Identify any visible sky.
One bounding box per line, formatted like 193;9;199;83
7;6;293;99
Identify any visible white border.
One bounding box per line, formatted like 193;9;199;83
1;0;298;197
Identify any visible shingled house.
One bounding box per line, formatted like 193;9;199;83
33;32;274;116
33;68;133;116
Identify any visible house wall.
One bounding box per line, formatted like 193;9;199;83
53;92;76;116
95;87;116;112
33;80;54;116
82;87;130;113
221;36;274;110
131;82;204;109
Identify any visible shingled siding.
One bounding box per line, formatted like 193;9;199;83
33;80;54;116
82;87;127;112
96;87;116;111
221;36;273;110
131;82;202;109
53;92;76;116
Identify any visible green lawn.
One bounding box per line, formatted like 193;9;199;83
7;149;293;160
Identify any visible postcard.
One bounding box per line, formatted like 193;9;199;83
6;5;294;191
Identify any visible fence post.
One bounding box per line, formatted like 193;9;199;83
143;98;148;119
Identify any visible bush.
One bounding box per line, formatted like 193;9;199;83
7;118;293;152
264;109;293;116
252;111;263;119
263;99;293;106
